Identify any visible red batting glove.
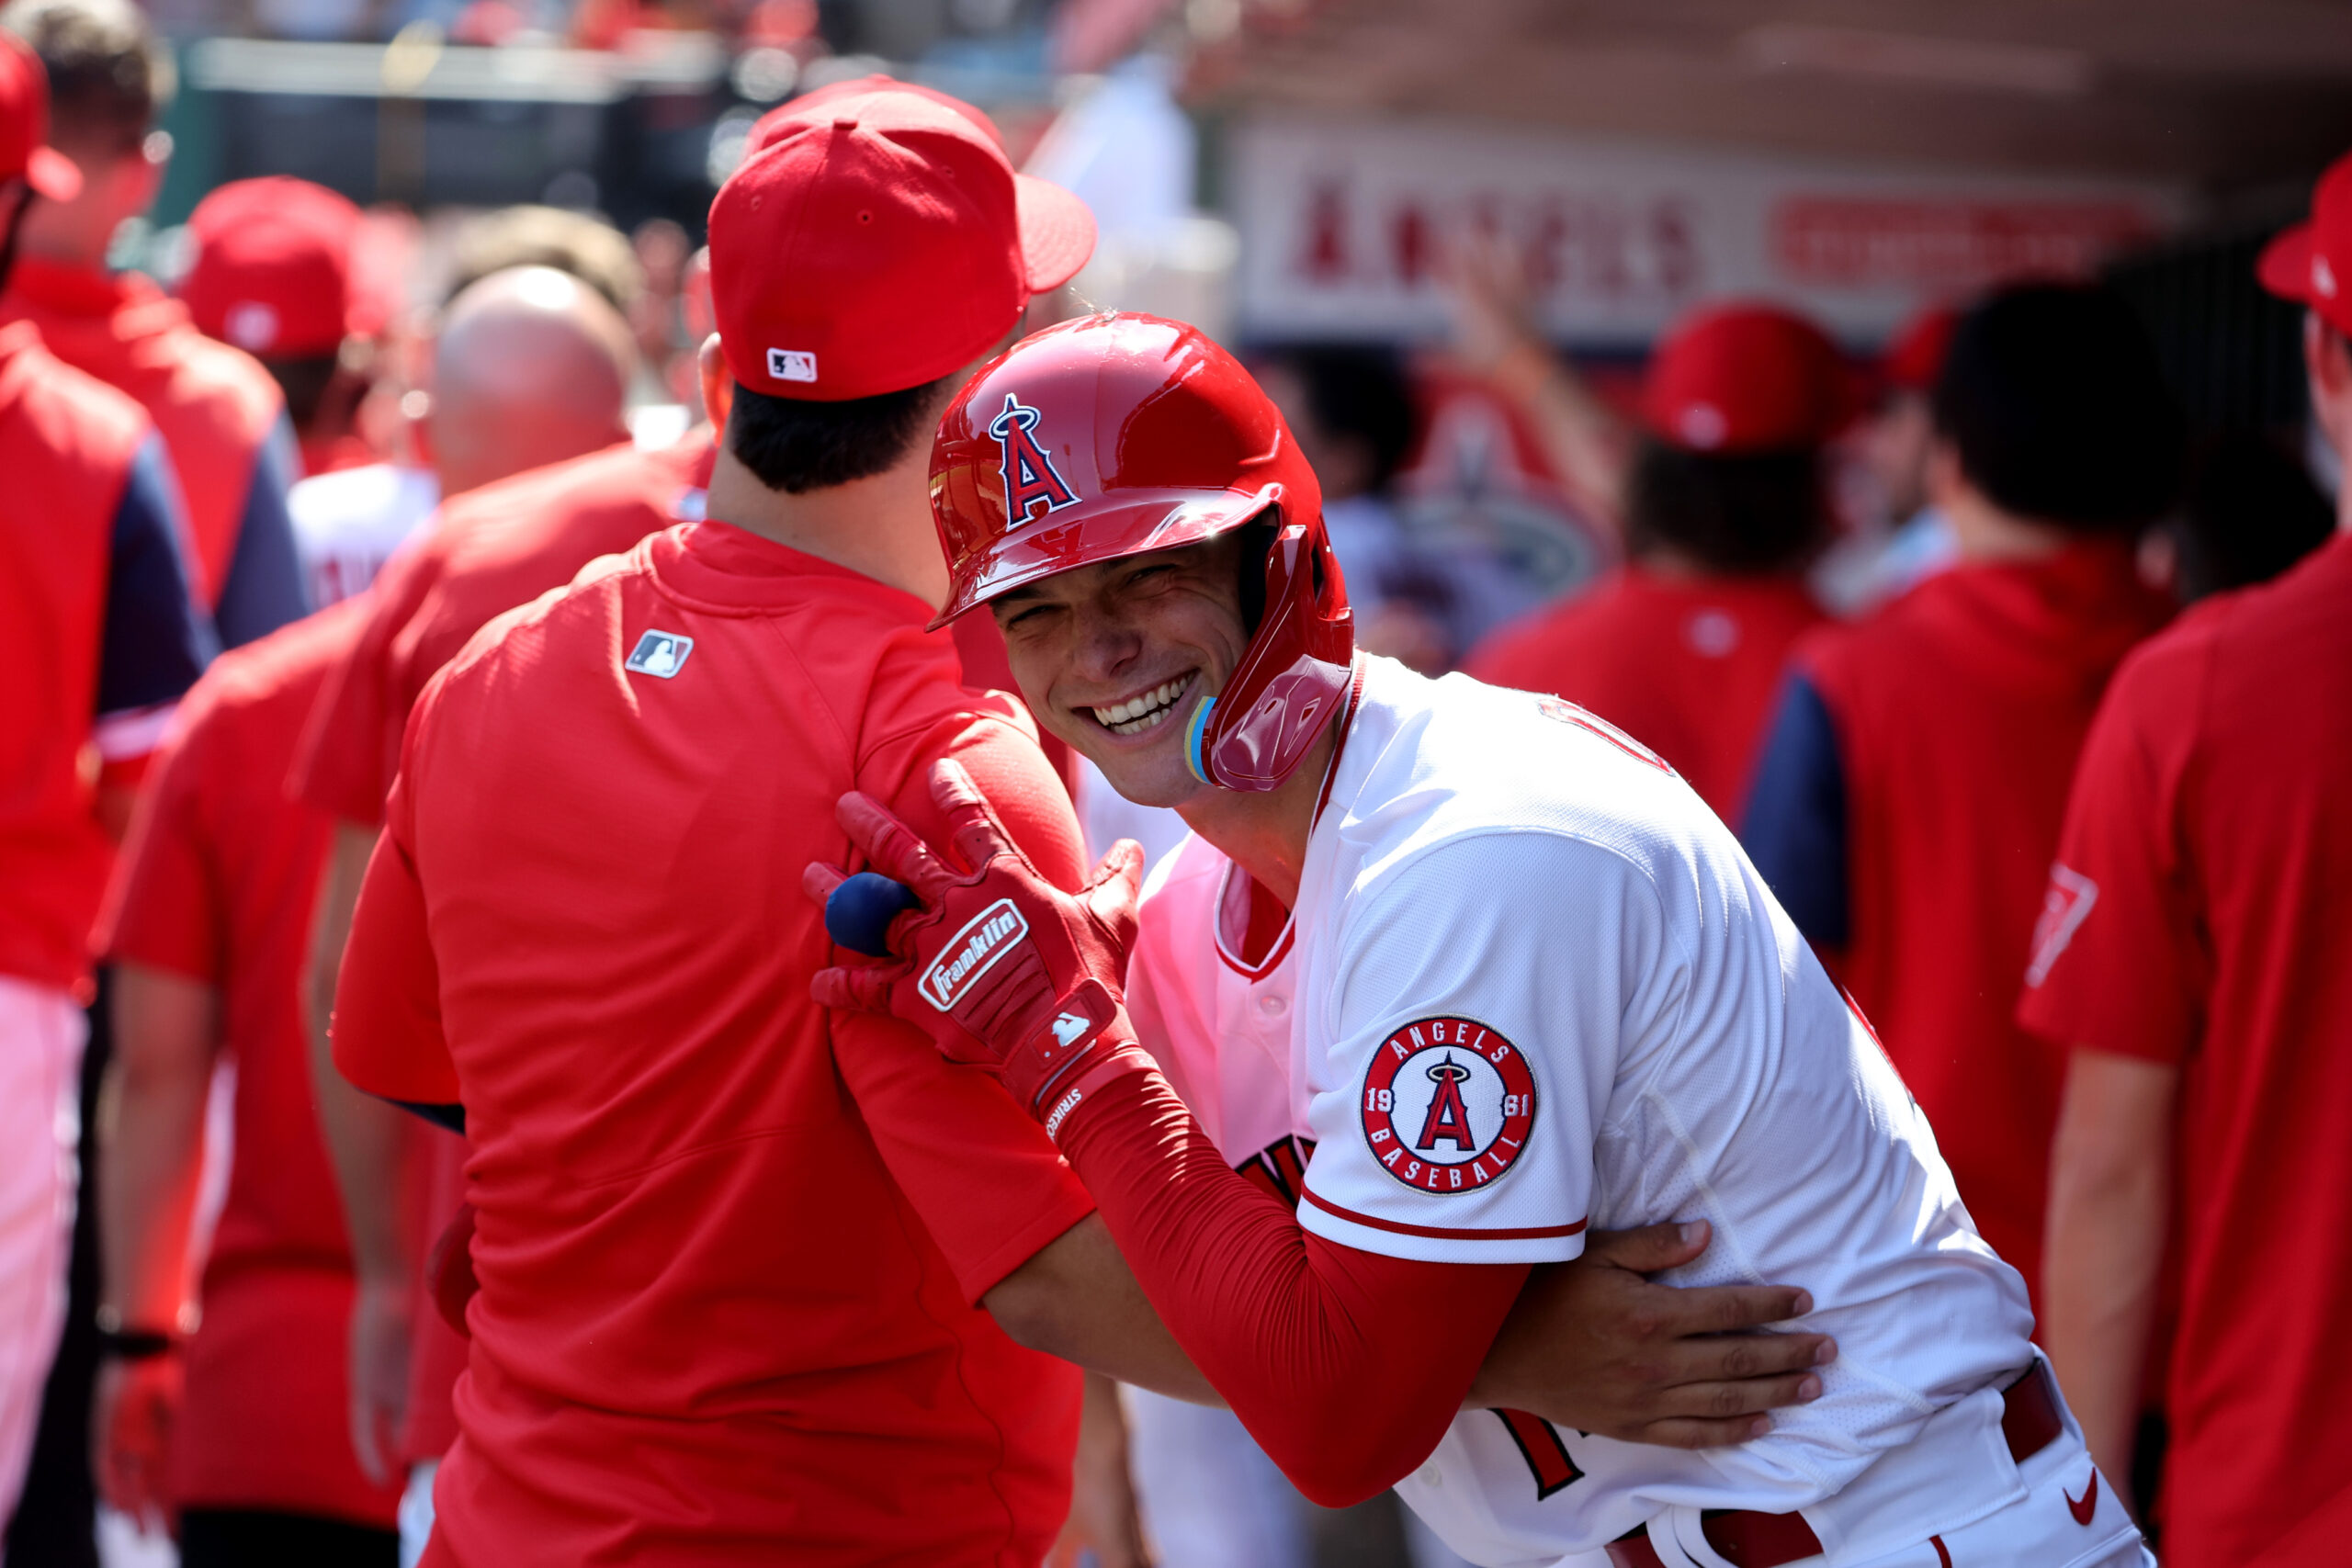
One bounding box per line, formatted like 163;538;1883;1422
803;759;1155;1130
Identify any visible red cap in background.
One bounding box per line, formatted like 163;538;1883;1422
180;176;368;356
707;85;1093;401
0;31;81;202
1882;304;1960;395
1640;301;1851;455
2257;150;2352;339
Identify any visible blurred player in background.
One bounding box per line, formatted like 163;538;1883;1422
92;599;404;1566
2024;150;2352;1568
177;175;436;610
1741;281;2183;1310
1820;304;1962;614
1;0;308;651
179;175;385;481
1;29;213;1534
1256;344;1499;674
1467;302;1838;823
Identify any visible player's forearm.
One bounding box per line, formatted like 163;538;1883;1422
2041;1048;2175;1490
306;835;417;1280
983;1214;1223;1405
98;966;219;1329
1514;355;1632;530
1056;1064;1525;1506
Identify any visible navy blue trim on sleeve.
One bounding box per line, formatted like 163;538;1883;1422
96;435;219;718
210;418;311;649
1739;671;1850;948
390;1099;466;1134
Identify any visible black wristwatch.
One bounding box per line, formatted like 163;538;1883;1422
94;1305;183;1362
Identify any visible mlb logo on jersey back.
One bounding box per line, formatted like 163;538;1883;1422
625;631;695;678
1361;1017;1537;1193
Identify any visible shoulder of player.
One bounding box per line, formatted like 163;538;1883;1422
2;334;151;454
126;315;285;440
1347;823;1678;931
1369;666;1702;819
185;600;368;727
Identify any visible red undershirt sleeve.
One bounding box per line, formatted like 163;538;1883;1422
1055;1062;1528;1507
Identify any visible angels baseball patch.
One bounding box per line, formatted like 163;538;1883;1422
1361;1016;1536;1194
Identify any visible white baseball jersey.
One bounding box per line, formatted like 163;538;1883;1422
288;461;438;608
1125;656;2042;1568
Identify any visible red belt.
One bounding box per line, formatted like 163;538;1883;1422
1603;1361;2064;1568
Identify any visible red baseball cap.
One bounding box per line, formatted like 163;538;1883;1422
707;85;1093;401
0;31;82;202
180;177;369;356
1640;301;1851;455
2257;150;2352;339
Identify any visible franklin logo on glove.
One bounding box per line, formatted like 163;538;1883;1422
921;898;1029;1010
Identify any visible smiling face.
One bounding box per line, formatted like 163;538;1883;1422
989;532;1253;809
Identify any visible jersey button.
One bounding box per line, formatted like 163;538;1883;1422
1256;994;1286;1016
1419;1462;1442;1488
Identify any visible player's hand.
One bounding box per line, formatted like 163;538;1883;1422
348;1271;414;1486
91;1353;182;1534
1464;1220;1836;1449
803;759;1151;1121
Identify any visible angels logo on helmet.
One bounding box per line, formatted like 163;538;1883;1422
989;394;1080;522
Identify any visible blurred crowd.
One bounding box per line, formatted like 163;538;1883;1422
4;0;2348;1564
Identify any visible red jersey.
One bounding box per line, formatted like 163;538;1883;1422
2018;530;2352;1568
2;258;306;647
1466;567;1824;821
294;434;715;830
96;600;401;1527
334;521;1094;1567
1742;542;2171;1306
0;321;211;994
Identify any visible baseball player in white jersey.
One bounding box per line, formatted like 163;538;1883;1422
808;311;2150;1568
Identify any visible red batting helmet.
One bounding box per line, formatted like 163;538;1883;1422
930;311;1352;794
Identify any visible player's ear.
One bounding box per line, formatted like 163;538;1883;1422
698;334;734;431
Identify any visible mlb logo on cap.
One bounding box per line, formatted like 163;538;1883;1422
766;348;818;383
626;630;694;678
224;300;282;353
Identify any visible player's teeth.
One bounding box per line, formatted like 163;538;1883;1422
1093;676;1188;729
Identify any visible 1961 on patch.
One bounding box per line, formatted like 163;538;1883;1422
1361;1016;1536;1193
